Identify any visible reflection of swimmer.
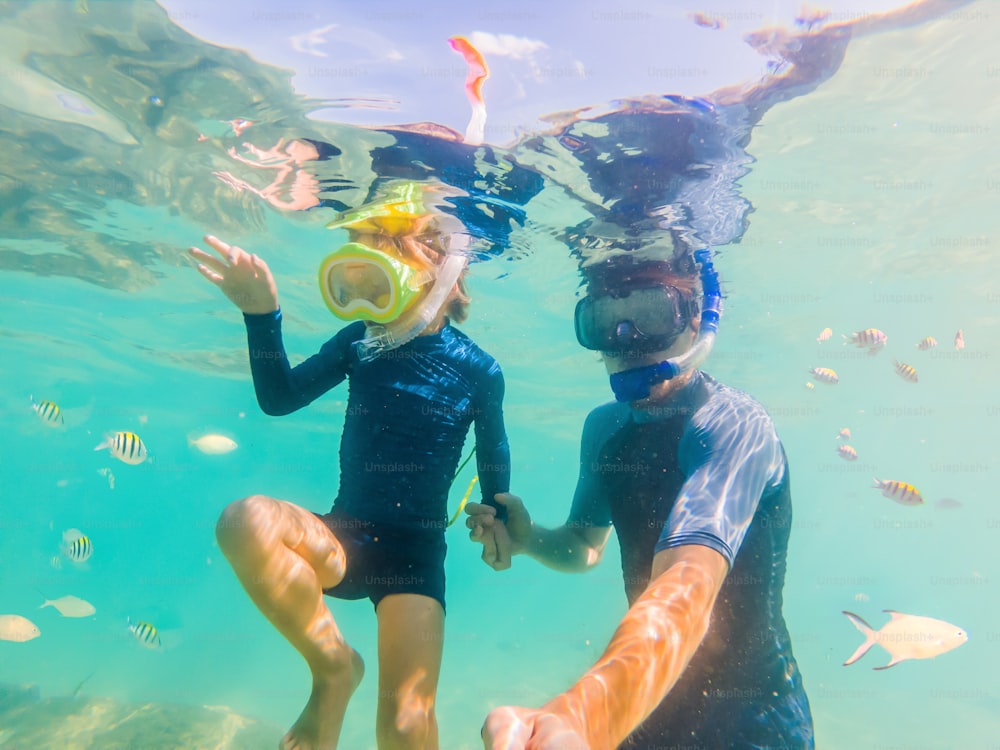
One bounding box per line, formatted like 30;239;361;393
214;137;347;212
189;184;511;750
470;258;814;749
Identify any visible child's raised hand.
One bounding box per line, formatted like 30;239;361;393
190;235;279;314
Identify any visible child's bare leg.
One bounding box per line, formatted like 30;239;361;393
374;594;445;750
216;495;364;750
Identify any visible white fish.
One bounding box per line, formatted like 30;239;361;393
40;595;96;618
0;614;41;642
188;433;238;455
842;610;967;669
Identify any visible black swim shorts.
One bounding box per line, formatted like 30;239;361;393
315;508;447;612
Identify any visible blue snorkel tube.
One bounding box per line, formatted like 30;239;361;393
609;248;722;402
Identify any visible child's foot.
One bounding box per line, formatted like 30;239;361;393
279;648;365;750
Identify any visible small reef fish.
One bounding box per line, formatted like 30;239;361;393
872;478;924;506
893;361;918;383
128;618;162;649
62;529;93;563
954;329;965;350
810;367;839;384
31;396;64;427
916;336;937;351
189;434;238;455
837;428;852;440
804;382;815;390
0;614;41;642
837;445;858;461
845;328;887;350
816;327;833;342
95;431;149;465
843;610;967;669
40;595;96;618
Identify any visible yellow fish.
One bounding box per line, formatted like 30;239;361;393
95;431;149;465
916;336;937;351
843;610;967;669
816;327;833;342
31;396;64;427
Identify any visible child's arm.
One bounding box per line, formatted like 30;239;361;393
471;360;510;523
190;235;353;415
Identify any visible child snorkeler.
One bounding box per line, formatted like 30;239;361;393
189;181;511;750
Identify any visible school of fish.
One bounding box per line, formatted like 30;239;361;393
815;325;969;669
13;397;242;652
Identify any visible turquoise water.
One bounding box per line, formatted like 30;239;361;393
2;1;999;748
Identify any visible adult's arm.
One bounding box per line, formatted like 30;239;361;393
481;544;727;749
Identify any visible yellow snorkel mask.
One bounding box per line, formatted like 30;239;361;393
321;180;470;361
319;242;433;324
325;180;428;235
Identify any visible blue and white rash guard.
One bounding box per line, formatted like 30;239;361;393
569;370;814;749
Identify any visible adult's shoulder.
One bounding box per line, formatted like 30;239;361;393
697;372;772;417
691;372;780;441
583;400;631;436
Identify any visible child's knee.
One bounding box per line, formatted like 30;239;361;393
215;495;276;553
376;694;436;750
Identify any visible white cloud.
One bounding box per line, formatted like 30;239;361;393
466;31;548;60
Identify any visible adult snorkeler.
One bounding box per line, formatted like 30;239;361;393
189;180;511;750
466;253;814;749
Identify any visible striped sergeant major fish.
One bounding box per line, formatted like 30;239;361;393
872;478;924;506
62;528;93;563
128;617;162;649
810;367;839;384
844;328;887;350
95;431;149;465
31;396;64;427
893;360;918;383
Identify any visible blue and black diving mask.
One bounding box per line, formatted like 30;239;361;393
574;285;701;403
574;285;697;354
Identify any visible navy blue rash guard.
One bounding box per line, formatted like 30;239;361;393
568;370;814;749
243;310;510;528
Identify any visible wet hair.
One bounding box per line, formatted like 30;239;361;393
583;259;700;298
298;138;341;161
351;218;471;323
